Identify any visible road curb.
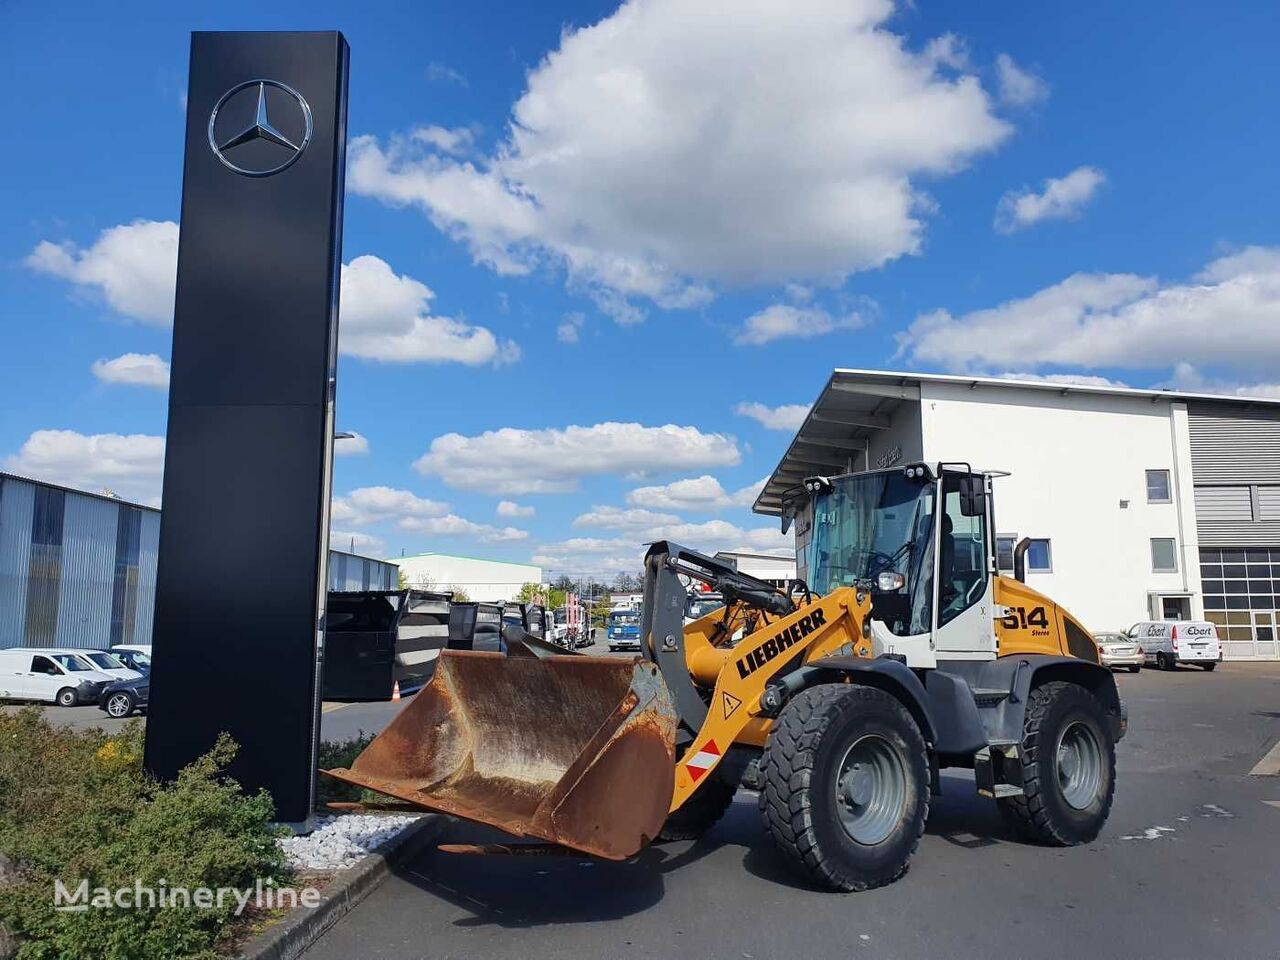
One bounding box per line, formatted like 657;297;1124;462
234;815;441;960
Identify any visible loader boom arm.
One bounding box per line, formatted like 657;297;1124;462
641;542;873;813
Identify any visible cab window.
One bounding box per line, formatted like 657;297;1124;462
938;474;990;627
30;655;61;675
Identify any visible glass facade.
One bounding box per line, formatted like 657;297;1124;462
1199;547;1280;659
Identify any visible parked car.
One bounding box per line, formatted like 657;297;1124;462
0;649;112;706
75;650;144;682
109;645;152;673
98;676;149;718
1128;620;1222;671
1094;632;1143;672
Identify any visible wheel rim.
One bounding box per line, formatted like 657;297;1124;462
834;734;907;845
1056;720;1104;810
108;695;129;717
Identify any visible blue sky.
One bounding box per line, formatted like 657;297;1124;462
3;0;1279;578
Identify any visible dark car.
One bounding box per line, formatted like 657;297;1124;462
98;676;149;718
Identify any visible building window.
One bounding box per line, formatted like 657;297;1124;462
1026;539;1052;573
995;535;1017;573
1151;537;1178;572
1146;469;1171;503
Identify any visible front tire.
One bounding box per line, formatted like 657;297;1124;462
759;684;929;892
104;692;135;718
999;681;1115;846
56;687;78;707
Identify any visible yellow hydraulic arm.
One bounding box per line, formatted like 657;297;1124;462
667;586;874;811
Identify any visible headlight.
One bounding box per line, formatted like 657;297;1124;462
876;571;906;592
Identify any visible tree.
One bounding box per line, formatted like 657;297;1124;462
396;569;409;590
515;582;545;604
551;574;576;593
448;585;471;602
612;572;641;592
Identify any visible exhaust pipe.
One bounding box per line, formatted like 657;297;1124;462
1013;537;1032;583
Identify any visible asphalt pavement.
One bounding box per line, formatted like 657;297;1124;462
300;661;1280;960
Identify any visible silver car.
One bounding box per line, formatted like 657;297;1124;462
1095;632;1143;672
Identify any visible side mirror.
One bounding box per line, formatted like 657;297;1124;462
958;474;986;517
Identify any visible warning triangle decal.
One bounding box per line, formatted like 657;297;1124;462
722;690;742;719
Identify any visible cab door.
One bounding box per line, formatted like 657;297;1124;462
933;473;997;657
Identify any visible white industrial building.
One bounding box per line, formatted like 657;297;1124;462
393;552;541;603
713;551;797;588
755;369;1280;661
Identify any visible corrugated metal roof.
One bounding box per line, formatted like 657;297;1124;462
756;368;1280;517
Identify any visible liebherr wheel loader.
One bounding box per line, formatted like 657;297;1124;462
326;462;1125;891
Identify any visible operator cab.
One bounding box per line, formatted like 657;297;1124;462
795;463;995;664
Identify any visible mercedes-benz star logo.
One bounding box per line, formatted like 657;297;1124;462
208;79;313;178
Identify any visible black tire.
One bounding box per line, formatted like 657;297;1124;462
56;687;78;707
999;681;1115;846
1201;662;1216;672
658;772;736;841
1127;665;1141;674
759;684;929;892
1157;652;1174;671
104;692;135;718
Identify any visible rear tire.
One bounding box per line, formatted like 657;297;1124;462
1157;652;1174;671
1127;665;1141;674
999;681;1115;846
759;684;929;892
658;773;736;841
1201;662;1216;672
56;687;78;707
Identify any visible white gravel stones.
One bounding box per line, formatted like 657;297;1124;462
279;814;420;871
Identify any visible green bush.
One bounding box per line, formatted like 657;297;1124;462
0;708;290;960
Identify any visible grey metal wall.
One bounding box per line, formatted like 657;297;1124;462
1188;404;1280;546
327;550;397;592
0;474;394;649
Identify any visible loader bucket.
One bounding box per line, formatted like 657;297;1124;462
323;650;677;860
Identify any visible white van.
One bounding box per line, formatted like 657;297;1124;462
1128;621;1222;671
0;649;114;706
69;650;143;682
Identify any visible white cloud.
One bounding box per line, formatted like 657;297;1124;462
734;304;865;346
334;432;370;456
400;514;529;542
897;246;1280;379
573;505;682;530
533;517;791;575
1163;362;1280;400
994;53;1048;107
995;371;1128;388
331;530;387;557
426;62;468;87
91;353;170;388
25;220;179;325
339;255;520;365
995;166;1105;234
626;474;765;512
414;422;741;495
330;486;450;527
497;500;535;518
412;125;474;155
349;0;1012;316
735;401;810;431
26;223;517;367
3;430;165;504
557;312;585;344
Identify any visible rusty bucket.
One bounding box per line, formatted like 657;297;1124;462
323;650;677;860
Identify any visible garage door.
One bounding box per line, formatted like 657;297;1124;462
1199;547;1280;660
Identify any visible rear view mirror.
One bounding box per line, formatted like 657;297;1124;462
958;474;986;517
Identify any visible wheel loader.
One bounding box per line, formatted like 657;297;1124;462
325;462;1125;891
